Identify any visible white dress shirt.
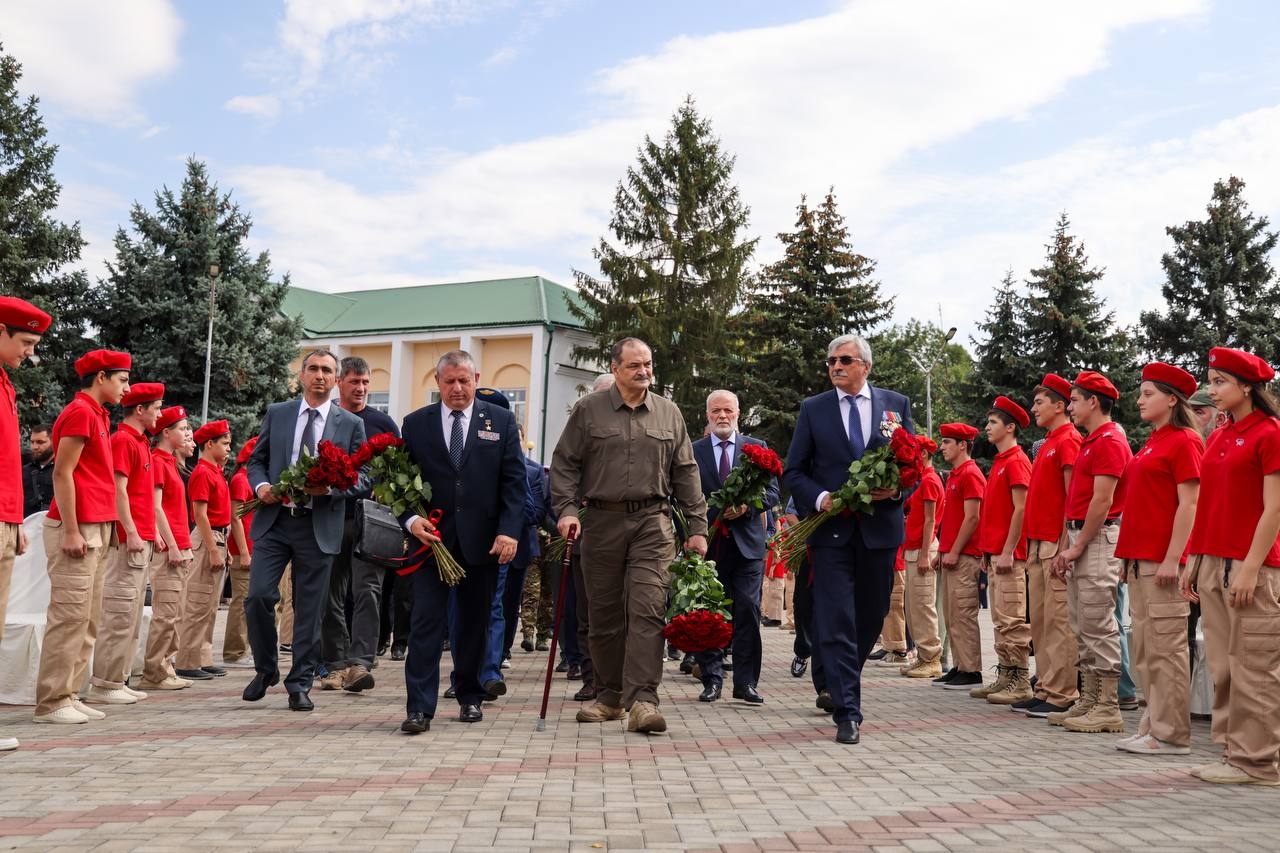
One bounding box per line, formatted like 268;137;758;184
715;431;737;471
441;402;474;455
816;386;873;512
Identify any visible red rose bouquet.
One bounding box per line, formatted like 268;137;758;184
662;552;733;654
707;443;783;539
235;440;359;518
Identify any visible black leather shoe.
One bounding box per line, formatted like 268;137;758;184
242;671;279;701
521;638;534;652
288;690;313;712
790;657;809;678
698;681;722;702
555;659;569;673
816;690;835;712
390;646;407;661
483;679;507;700
176;668;214;680
377;642;389;657
761;617;782;627
574;682;598;701
733;685;764;704
201;666;228;677
278;644;292;655
401;713;430;734
679;654;694;675
566;663;582;680
458;703;483;722
835;720;860;744
443;685;457;699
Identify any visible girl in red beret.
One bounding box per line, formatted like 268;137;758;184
1113;363;1203;756
1183;348;1280;785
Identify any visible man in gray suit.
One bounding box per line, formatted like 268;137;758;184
242;350;367;710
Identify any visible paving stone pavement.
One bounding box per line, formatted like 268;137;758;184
1;605;1274;852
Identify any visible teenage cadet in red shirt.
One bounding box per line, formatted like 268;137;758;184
224;437;258;666
1049;371;1132;733
33;350;131;724
0;296;53;748
1016;375;1083;718
85;382;164;706
932;423;985;690
972;397;1035;705
900;436;944;679
174;421;233;681
1184;347;1280;786
1113;362;1203;756
138;406;196;691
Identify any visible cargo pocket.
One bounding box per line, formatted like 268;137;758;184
1239;616;1280;669
1149;600;1189;634
1079;585;1114;624
1036;539;1059;562
48;571;92;621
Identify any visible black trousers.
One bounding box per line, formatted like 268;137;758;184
569;549;593;683
322;519;386;669
404;553;496;716
501;564;528;658
245;513;334;694
378;568;412;650
694;535;763;690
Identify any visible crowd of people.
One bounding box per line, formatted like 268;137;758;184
1;294;1277;788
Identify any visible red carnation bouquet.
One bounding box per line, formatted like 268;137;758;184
769;424;924;572
235;440;359;518
707;443;783;539
662;552;733;654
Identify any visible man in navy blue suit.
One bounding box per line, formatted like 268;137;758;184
783;334;913;745
396;351;526;734
691;390;778;704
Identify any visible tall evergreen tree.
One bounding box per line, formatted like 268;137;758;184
570;98;756;433
724;190;894;456
968;270;1032;406
0;44;96;428
94;158;303;443
1139;176;1280;369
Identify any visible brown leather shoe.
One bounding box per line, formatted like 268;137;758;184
573;682;598;702
342;665;375;692
319;668;347;691
627;701;667;733
575;701;625;723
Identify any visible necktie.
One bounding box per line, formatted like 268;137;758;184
300;408;318;459
449;410;464;469
847;395;865;457
718;440;732;483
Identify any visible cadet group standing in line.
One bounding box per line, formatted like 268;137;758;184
1;293;1278;786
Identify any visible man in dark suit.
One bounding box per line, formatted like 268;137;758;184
784;334;913;745
397;351;525;734
501;424;549;668
691;389;778;704
242;350;368;711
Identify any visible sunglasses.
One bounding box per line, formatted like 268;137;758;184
826;356;866;367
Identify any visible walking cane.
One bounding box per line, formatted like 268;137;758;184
536;528;577;732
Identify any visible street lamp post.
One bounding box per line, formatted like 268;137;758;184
908;325;957;436
200;263;221;424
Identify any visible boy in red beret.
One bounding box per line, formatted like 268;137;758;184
34;349;132;724
223;437;259;666
933;423;986;690
0;296;52;748
899;436;945;679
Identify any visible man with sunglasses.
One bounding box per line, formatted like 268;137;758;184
784;334;914;745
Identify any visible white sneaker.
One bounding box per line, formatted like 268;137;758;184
1118;734;1190;755
877;651;912;668
0;736;18;751
138;676;190;691
122;684;148;700
72;700;107;720
224;655;256;669
1114;732;1145;749
33;706;89;725
84;686;137;705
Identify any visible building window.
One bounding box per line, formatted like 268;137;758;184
368;391;390;414
498;388;527;427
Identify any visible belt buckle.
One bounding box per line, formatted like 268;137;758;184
625;499;643;513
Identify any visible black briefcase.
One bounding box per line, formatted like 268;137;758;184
353;499;411;568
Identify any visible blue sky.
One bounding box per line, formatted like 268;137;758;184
7;0;1280;343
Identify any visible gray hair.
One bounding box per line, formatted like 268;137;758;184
592;373;615;392
706;389;739;408
609;337;650;364
827;334;872;364
436;349;476;375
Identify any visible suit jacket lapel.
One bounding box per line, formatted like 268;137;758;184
823;389;853;461
458;406;485;469
321;405;339;443
694;439;715;486
867;385;886;450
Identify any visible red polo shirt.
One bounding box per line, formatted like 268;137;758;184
978;444;1032;558
227;467;254;557
939;458;985;557
48;392;117;524
152;448;191;550
188;458;231;528
1064;421;1130;522
0;371;20;523
112;423;156;542
1115;426;1203;562
1188;410;1280;566
904;466;945;550
1022;422;1081;542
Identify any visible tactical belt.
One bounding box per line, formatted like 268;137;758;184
586;497;666;514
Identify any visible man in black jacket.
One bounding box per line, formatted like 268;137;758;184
22;424;54;517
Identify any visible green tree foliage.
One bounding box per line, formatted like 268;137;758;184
968;270;1033;406
725;190;894;456
93;158;303;443
869;320;972;438
1140;176;1280;370
0;44;95;427
570;98;756;434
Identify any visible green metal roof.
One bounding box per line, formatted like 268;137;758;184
282;276;588;339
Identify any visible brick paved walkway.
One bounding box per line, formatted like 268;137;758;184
1;608;1273;851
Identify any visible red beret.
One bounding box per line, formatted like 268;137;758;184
992;395;1030;429
940;422;979;441
1208;347;1275;384
1142;362;1196;399
74;349;131;377
120;382;165;409
1073;371;1118;400
193;420;230;446
917;436;938;455
236;436;259;465
1038;373;1073;401
0;296;52;334
150;405;187;435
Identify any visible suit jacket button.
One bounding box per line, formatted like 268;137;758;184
456;481;462;487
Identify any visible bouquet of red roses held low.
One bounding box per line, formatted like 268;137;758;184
662;551;734;654
235;440;358;518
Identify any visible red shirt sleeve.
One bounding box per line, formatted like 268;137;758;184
230;476;253;502
111;433;135;477
1092;432;1129;478
1260;425;1280;477
188;467;212;503
1008;456;1032;488
1058;438;1080;468
1172;430;1203;483
59;405;95;440
960;468;984;500
921;474;943;504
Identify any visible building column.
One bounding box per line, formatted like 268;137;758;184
528;326;548;463
389;339;412;424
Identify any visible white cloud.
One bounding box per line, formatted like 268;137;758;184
2;0;181;125
224;94;282;120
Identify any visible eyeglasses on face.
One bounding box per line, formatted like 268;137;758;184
826;355;866;367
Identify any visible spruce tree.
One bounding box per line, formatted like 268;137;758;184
723;190;894;456
570;98;755;433
968;271;1032;405
1139;176;1280;369
0;44;96;428
94;158;303;443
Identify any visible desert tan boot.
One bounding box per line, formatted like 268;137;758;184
627;701;667;733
